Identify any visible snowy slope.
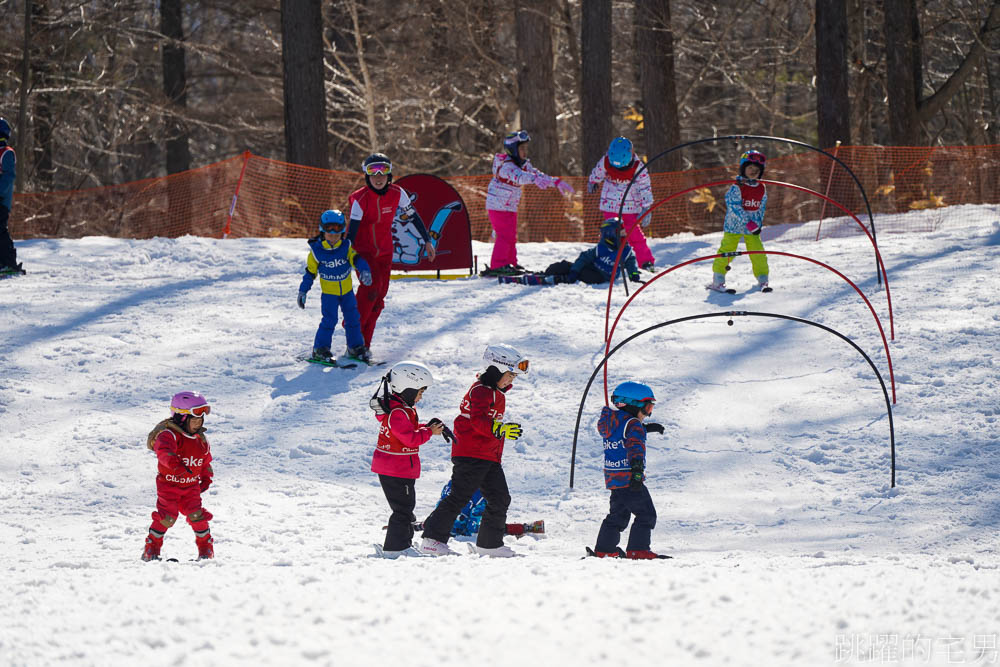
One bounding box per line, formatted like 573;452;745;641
1;207;999;667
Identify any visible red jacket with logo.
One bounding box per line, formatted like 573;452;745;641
153;425;213;488
370;395;434;479
348;184;404;263
451;381;509;462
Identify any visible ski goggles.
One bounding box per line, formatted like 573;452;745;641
320;220;346;233
174;404;211;417
514;359;530;373
504;130;530;146
364;162;391;176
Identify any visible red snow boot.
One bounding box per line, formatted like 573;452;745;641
195;534;214;560
141;535;163;562
626;549;667;560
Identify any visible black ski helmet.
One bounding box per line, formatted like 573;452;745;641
362;153;393;193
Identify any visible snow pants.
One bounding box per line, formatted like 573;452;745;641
595;485;657;552
355;259;391;348
422;456;510;549
488;209;519;269
0;205;16;268
149;478;212;536
314;290;363;352
711;232;769;279
605;212;654;266
379;474;417;552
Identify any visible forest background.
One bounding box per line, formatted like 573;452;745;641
0;0;998;196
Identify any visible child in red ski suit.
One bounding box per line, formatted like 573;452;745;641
370;361;446;557
142;391;215;561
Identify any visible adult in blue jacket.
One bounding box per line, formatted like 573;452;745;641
297;210;372;363
0;117;22;275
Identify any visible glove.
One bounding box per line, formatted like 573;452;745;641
359;269;372;286
629;273;645;284
200;475;213;492
587;181;598;194
629;459;644;490
556;179;575;195
533;173;554;190
746;221;761;235
297;291;307;309
639;210;652;228
492;419;522;441
644;422;664;434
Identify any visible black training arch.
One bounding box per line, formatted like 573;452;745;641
569;311;895;490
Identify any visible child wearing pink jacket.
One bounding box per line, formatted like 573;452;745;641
370;361;448;558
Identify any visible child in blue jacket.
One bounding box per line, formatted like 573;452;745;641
497;217;644;286
297;209;372;363
593;381;668;559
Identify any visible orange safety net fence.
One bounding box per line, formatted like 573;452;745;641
10;145;1000;244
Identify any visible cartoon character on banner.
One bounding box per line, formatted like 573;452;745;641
392;196;464;266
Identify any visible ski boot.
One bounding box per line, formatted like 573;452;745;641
141;534;163;562
345;345;371;364
757;275;772;293
641;261;656;272
591;547;626;558
626;549;672;560
310;347;333;363
419;537;458;556
195;533;214;560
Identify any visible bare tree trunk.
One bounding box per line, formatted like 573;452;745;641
15;0;31;193
161;0;191;175
883;0;921;146
816;0;851;148
31;0;53;189
581;0;611;174
347;0;378;151
635;0;681;170
281;0;329;168
516;0;560;173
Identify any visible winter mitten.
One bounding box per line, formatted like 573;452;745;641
200;475;213;492
644;422;665;434
556;179;575;195
629;459;644;490
359;270;373;286
533;173;554;190
297;291;307;309
746;221;760;235
628;272;645;284
639;210;652;228
587;181;599;194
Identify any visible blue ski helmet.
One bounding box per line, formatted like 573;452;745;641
739;150;766;178
607;136;633;169
0;117;10;141
319;209;346;235
611;381;656;408
600;216;625;248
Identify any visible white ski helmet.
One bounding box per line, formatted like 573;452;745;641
388;361;434;394
483;343;529;375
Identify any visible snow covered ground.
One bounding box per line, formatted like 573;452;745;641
1;206;999;666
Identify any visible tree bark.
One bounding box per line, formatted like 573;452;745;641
516;0;560;174
281;0;330;168
635;0;681;170
161;0;191;176
30;0;53;189
883;0;921;146
815;0;851;148
581;0;612;174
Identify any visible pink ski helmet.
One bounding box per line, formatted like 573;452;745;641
170;391;211;420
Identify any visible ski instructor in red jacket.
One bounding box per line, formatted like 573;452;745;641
347;153;436;364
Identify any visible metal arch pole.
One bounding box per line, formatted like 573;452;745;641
570;311;895;489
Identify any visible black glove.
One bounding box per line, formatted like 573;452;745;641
629;459;644;490
297;291;307;309
587;181;598;194
427;418;455;443
629;273;645;284
644;422;664;434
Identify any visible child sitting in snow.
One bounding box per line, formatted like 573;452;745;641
497;217;644;286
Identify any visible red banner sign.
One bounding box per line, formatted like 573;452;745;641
392;174;473;272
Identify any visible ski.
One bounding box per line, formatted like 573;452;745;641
343;355;387;367
583;547;672;559
497;273;553;286
298;354;359;369
706;284;737;294
0;268;26;280
480;264;526;278
385;519;545;536
371;544;428;559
